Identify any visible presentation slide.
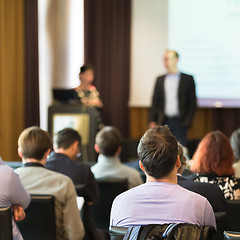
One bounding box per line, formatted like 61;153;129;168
168;0;240;107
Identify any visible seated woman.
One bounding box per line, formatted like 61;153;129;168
190;130;240;200
75;65;103;109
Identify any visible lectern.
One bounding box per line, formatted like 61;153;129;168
48;104;100;162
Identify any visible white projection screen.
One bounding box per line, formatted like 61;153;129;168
130;0;240;108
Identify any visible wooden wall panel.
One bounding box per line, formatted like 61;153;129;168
0;0;25;161
129;107;213;140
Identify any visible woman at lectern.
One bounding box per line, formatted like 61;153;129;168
75;65;103;109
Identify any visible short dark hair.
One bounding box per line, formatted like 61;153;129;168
137;125;178;179
54;128;81;150
95;126;122;156
18;126;52;160
80;64;94;74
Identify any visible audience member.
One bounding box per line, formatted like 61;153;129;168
91;126;143;189
230;128;240;178
177;144;228;213
15;126;84;240
0;157;30;240
46;128;99;205
110;125;216;228
191;130;240;200
45;128;104;240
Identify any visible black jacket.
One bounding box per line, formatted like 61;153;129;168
177;175;229;213
149;73;196;127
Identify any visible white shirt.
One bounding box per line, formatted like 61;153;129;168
164;73;180;117
91;155;143;189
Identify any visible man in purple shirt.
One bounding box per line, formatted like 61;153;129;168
110;125;216;229
0;157;31;240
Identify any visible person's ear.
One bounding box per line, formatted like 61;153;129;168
44;149;51;159
94;144;100;153
176;155;181;168
139;161;145;172
115;146;122;156
18;147;23;158
72;141;79;151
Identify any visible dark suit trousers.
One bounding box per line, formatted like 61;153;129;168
163;117;187;146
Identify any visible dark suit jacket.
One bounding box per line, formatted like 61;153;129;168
177;175;229;213
149;73;196;127
46;152;99;204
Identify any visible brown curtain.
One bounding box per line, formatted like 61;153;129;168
84;0;131;137
24;0;40;127
0;0;25;161
212;109;240;137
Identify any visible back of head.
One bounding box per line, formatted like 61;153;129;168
95;126;122;157
191;131;234;176
18;126;52;160
230;128;240;162
137;125;178;179
54;128;81;150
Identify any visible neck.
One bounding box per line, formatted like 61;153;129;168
23;158;46;166
146;171;178;184
168;68;178;74
79;81;91;90
55;149;73;160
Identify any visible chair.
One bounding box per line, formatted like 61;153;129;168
215;212;231;240
17;195;56;240
0;207;13;240
227;200;240;231
224;231;240;240
109;226;128;240
91;178;128;232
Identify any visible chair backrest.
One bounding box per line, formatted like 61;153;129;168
124;223;217;240
109;226;128;240
17;195;56;240
227;200;240;231
224;231;240;240
91;178;128;231
0;207;13;240
215;211;230;240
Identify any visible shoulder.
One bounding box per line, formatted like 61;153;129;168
180;72;194;82
0;165;16;182
156;75;166;82
89;85;97;91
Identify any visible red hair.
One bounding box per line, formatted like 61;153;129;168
191;131;234;176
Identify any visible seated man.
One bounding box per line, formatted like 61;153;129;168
15;126;84;240
0;157;30;240
110;125;216;228
46;128;99;205
91;126;143;189
177;144;229;213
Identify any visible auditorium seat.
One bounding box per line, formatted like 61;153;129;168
0;206;13;240
17;195;56;240
227;200;240;231
224;231;240;240
91;178;128;232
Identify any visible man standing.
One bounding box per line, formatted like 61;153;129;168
110;125;216;228
149;50;196;145
15;126;84;240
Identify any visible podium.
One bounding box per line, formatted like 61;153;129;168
48;104;100;162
